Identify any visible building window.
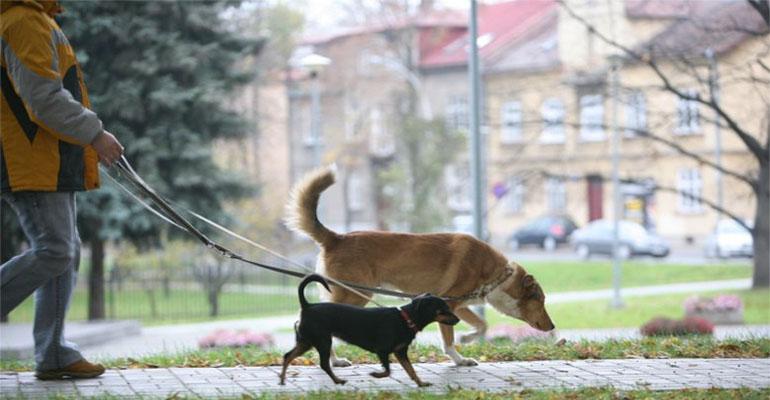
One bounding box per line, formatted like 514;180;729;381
347;170;366;212
344;97;360;141
546;177;566;212
504;177;525;214
540;98;565;143
579;94;605;141
368;107;395;157
446;95;469;132
676;89;700;134
446;164;471;212
677;168;702;213
500;101;523;144
624;90;647;137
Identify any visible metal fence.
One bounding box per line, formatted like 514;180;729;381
8;251;322;324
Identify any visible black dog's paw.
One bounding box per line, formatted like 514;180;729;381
370;371;389;378
334;379;347;385
418;381;432;387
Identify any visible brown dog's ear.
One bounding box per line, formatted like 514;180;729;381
521;275;535;288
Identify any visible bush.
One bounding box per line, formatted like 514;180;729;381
640;316;714;337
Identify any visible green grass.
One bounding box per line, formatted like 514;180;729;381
6;289;299;325
3;336;768;372
4;261;754;325
521;261;751;293
484;289;770;330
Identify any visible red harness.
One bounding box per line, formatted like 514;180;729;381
399;307;420;333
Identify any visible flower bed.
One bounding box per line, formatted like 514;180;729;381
198;329;274;349
640;316;714;337
683;295;744;325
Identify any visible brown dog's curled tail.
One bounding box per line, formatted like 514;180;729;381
298;274;331;309
285;167;340;248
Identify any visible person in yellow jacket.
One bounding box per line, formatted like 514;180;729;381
1;0;123;380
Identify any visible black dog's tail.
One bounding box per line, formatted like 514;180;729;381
298;274;331;309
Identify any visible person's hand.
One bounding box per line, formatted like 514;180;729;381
91;130;124;166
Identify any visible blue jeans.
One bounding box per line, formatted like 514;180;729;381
1;191;83;371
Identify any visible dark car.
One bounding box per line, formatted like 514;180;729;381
507;215;577;251
571;219;670;259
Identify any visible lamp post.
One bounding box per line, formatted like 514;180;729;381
609;53;624;309
705;48;722;220
299;53;331;167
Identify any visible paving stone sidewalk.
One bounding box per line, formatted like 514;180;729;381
2;358;769;398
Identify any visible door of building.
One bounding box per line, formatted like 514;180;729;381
587;175;603;221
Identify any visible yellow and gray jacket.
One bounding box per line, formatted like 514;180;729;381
1;0;101;192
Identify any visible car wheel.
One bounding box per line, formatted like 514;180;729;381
576;244;590;260
617;244;631;260
509;238;519;251
543;237;556;252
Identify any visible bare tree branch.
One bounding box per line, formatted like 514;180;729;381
556;0;768;162
522;169;754;233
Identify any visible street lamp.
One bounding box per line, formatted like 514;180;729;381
298;53;331;167
608;53;624;309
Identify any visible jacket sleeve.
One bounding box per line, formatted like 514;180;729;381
2;13;102;145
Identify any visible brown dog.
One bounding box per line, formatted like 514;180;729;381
286;167;555;366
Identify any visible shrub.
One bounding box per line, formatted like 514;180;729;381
487;324;554;343
640;316;714;337
198;329;274;349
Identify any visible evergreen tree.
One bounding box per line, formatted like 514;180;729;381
57;1;261;319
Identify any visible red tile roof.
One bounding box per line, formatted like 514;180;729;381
419;0;557;69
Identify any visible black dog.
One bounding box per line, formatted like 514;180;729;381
279;274;460;387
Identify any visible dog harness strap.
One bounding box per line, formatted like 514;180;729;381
399;307;419;333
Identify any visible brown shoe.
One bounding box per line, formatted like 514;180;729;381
35;359;106;380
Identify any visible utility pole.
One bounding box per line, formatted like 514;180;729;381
468;0;485;320
705;48;723;219
610;53;624;309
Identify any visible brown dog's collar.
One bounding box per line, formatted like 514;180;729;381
451;267;515;302
399;307;420;333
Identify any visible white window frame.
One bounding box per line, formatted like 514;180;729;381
368;107;395;157
347;170;366;212
579;94;605;141
540;98;565;143
446;95;469;132
504;177;525;214
500;101;523;144
677;168;703;214
446;164;472;212
624;90;647;137
675;89;700;134
545;177;566;212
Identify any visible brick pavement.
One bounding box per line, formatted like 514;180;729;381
2;358;769;398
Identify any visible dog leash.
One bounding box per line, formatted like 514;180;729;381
107;157;418;305
107;156;511;304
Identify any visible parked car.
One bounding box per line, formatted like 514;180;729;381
507;215;577;251
703;219;753;258
571;219;669;259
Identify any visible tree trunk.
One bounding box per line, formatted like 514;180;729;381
208;289;219;317
88;237;106;320
752;161;769;288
